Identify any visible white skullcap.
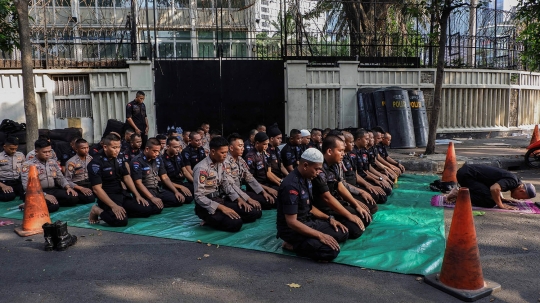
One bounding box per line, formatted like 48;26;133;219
300;129;311;137
301;148;323;163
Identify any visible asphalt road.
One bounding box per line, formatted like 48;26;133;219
1;169;540;303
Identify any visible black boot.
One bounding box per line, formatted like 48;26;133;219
54;220;77;251
42;222;56;252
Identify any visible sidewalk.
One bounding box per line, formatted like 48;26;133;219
389;135;531;172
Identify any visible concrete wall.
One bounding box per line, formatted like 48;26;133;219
285;60;540;134
0;61;155;143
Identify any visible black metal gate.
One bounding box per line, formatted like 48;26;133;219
154;60;285;137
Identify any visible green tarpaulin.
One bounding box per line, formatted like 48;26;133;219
0;174;444;275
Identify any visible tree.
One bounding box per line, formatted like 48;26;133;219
0;0;38;153
423;0;479;154
517;0;540;71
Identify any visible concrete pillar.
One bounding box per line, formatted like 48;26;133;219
127;60;156;137
338;61;359;128
285;60;308;133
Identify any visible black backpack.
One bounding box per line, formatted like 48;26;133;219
0;119;26;133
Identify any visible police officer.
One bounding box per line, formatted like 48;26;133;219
277;148;349;262
131;138;188;208
180;130;190;150
55;137;79;171
199;125;210;154
299;129;311;154
341;131;387;204
156;134;167;156
244;132;280;194
243;129;258;158
256;124;266;133
121;128;135;151
161;137;194;199
87;133;161;227
310;135;373;240
308;128;323;151
123;133;143;162
193;137;262;232
0;137;25;202
26;134;58;162
266;124;288;186
367;131;398;181
281;129;302;172
125;91;149;147
225;133;275;210
22;139;79;213
351;129;393;195
181;131;206;181
378;131;405;173
64;138;95;204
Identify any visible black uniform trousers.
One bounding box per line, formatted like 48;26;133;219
355;184;387;204
148;188;189;207
97;191;162;227
280;219;349;261
350;193;379;214
43;188;79;207
170;181;194;204
0;179;25;202
456;166;495;208
327;202;370;240
247;184;279;210
73;181;96;204
367;179;392;196
195;197;262;232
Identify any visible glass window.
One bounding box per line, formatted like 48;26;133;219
198;42;214;57
231;31;246;39
219;42;231;57
175;31;191;39
176;42;192;57
261;0;268;5
261;14;269;20
55;0;71;6
197;0;211;8
158;42;175;58
97;0;114;6
217;31;230;40
231;0;243;8
231;43;246;57
198;31;214;40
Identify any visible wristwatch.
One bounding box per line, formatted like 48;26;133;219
379;176;383;181
327;215;335;222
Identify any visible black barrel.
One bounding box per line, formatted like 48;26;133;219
357;88;378;130
408;90;428;147
372;88;389;132
384;88;416;148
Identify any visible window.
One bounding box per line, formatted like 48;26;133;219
261;14;269;20
261;0;268;5
261;7;268;12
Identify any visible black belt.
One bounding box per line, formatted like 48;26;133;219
205;191;220;199
74;180;91;187
0;179;20;183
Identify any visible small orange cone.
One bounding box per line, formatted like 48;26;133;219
424;188;500;301
530;125;539;146
441;142;457;183
14;165;51;237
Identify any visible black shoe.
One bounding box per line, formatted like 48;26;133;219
54;220;77;251
42;222;56;252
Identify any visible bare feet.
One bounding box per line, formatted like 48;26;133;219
446;187;459;204
88;205;103;224
282;241;294;251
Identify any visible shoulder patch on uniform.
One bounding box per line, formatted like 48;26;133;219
133;161;140;170
22;164;29;173
67;164;74;171
199;170;208;184
127;103;131;107
91;164;100;174
289;189;298;195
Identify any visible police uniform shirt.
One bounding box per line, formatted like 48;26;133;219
21;157;69;191
89;143;103;157
341;153;359;184
58;148;77;166
223;154;263;200
367;146;378;166
280;143;301;168
123;148;142;163
193;156;240;214
311;162;342;213
125;100;147;131
121;140;130;152
377;143;389;159
244;149;268;184
267;145;283;178
243;140;254;157
351;146;370;176
64;155;93;187
130;154;166;190
161;153;186;183
26;149;58;161
88;150;129;195
181;145;206;168
180;140;188;150
0;151;25;181
276;168;314;236
307;141;322;151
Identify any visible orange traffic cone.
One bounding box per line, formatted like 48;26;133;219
424;188;500;301
441;142;457;183
530;125;539;146
14;165;51;237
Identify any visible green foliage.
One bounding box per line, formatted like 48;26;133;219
0;0;19;52
517;0;540;71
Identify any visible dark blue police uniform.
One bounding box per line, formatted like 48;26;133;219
277;168;349;261
181;145;206;168
88;150;161;227
161;152;194;196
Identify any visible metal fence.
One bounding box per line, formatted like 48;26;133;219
0;0;526;69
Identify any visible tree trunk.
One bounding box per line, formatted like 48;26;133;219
15;0;38;153
425;9;450;155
